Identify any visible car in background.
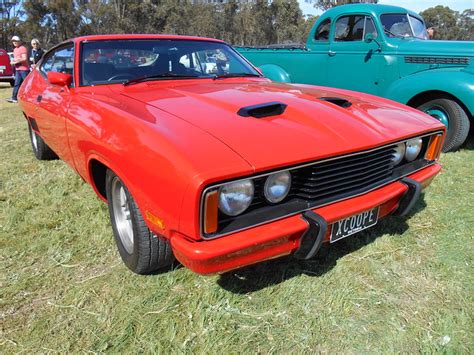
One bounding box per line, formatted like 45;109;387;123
18;34;445;275
0;49;15;86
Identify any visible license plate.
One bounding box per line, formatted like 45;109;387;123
0;66;5;70
330;207;379;243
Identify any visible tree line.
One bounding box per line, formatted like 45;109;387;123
1;0;472;51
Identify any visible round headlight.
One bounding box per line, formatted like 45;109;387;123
391;143;406;165
218;179;254;216
264;171;292;203
405;138;423;162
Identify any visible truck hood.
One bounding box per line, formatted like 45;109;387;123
396;39;474;59
116;79;443;171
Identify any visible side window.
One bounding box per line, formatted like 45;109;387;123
334;15;365;41
364;17;378;39
41;46;74;76
314;19;331;41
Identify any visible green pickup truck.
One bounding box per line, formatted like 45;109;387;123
237;4;473;152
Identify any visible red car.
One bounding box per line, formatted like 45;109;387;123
18;35;445;275
0;49;15;86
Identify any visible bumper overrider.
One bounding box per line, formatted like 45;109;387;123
171;133;444;274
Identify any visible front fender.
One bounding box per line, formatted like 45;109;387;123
382;69;474;116
259;64;292;83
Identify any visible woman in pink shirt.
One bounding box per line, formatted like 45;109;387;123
7;35;30;103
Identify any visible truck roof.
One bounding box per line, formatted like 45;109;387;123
320;4;421;19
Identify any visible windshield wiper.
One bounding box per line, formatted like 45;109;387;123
212;73;261;80
383;28;408;39
123;73;200;86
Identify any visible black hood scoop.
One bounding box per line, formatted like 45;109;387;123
237;101;287;118
319;97;352;108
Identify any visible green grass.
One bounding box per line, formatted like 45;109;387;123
1;82;473;352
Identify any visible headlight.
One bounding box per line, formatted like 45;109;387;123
405;138;423;161
264;171;292;203
391;143;406;165
218;179;254;216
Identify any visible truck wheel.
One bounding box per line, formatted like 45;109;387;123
105;170;174;274
418;98;470;152
28;124;58;160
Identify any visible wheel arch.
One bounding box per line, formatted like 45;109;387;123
407;90;473;122
89;158;108;201
259;64;292;83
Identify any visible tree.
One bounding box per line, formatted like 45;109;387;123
420;6;460;40
305;0;377;11
0;0;24;49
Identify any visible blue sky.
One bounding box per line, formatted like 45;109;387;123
298;0;474;16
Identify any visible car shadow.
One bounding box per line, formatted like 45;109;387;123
217;195;427;294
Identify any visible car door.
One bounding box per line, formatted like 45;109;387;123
327;15;382;95
36;44;75;164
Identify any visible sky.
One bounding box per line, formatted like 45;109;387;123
297;0;474;16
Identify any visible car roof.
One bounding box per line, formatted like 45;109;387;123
67;34;225;46
320;4;421;20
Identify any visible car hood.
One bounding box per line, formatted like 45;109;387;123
115;79;443;171
396;39;474;59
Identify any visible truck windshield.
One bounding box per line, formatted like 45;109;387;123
80;39;260;86
380;14;428;39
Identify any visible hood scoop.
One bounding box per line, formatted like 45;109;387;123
319;97;352;108
237;101;287;118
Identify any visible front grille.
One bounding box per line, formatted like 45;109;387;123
405;56;470;65
290;145;395;205
203;134;438;239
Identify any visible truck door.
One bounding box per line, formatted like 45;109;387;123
327;15;382;95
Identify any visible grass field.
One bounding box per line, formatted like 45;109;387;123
1;82;473;353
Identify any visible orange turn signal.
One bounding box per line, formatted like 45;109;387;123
425;134;443;161
204;190;218;234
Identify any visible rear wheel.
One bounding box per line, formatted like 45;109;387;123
28;124;58;160
417;98;470;152
105;170;174;274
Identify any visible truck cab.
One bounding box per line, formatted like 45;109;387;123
237;4;474;152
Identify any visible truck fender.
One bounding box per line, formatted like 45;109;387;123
259;64;292;83
382;70;474;117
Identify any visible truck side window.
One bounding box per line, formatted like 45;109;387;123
364;17;378;39
314;19;331;41
334;15;365;41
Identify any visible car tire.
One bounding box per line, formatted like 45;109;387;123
418;98;470;152
105;169;174;274
28;124;58;160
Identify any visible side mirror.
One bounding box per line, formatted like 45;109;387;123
47;71;72;87
364;33;374;43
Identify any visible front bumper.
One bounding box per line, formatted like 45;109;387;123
171;164;441;274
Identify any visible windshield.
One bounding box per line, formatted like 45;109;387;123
80;39;259;86
380;13;427;39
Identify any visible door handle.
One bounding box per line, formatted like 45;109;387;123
36;95;42;102
328;50;336;57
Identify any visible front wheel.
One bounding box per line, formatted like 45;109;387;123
417;98;470;152
105;170;174;274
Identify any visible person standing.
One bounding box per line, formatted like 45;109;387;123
7;36;30;103
30;38;45;69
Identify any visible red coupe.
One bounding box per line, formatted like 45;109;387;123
18;35;445;275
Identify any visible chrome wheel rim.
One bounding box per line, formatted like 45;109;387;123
425;107;449;128
111;177;134;254
30;127;38;151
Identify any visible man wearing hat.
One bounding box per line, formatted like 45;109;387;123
7;35;30;103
